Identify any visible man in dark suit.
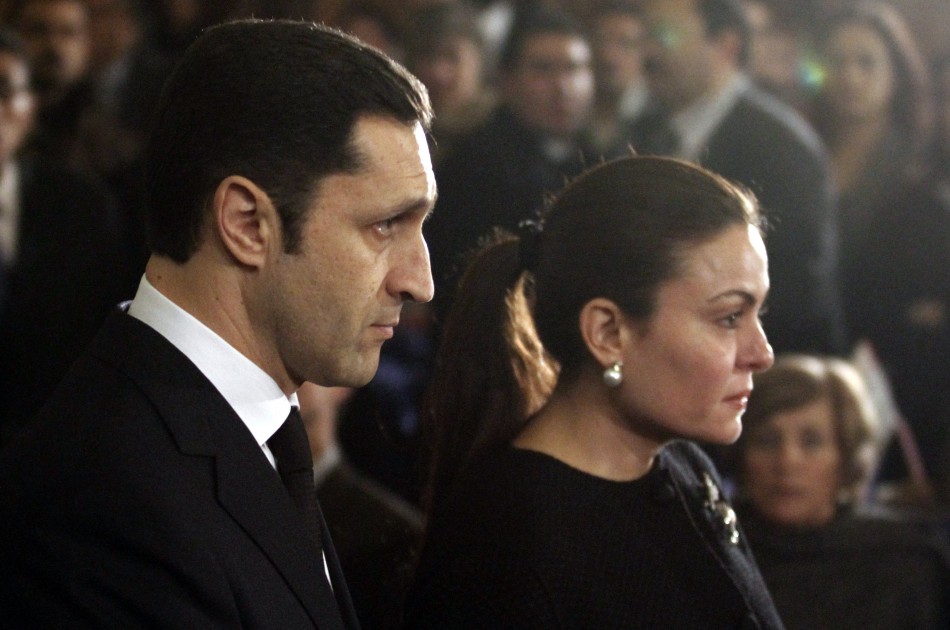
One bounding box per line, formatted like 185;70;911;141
0;19;435;628
9;0;97;171
425;7;596;319
632;0;848;355
0;29;125;444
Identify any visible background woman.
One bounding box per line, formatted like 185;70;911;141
404;156;781;628
809;1;933;344
735;354;950;630
848;51;950;497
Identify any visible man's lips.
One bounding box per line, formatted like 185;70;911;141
371;320;399;339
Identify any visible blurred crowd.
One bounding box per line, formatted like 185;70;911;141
0;0;948;626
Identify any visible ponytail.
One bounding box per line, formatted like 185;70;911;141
421;230;558;515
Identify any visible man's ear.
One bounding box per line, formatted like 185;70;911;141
578;297;627;369
212;176;279;268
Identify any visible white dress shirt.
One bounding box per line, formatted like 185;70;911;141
127;275;334;584
0;161;21;266
670;73;749;162
127;275;295;467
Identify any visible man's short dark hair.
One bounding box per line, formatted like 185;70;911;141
698;0;750;67
145;19;432;262
498;6;587;73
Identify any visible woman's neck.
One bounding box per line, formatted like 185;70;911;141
829;114;890;195
513;377;662;481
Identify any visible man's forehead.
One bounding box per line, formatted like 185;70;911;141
348;115;420;151
331;117;434;194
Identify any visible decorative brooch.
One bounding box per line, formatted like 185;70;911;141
703;473;740;545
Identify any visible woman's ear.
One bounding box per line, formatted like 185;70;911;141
578;297;627;369
212;175;280;268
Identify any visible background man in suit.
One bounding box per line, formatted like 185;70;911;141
0;19;435;628
8;0;96;170
632;0;848;356
425;6;595;320
0;28;124;444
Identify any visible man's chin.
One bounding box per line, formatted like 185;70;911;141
340;357;382;389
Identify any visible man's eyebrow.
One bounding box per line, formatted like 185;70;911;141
389;191;437;220
707;289;758;305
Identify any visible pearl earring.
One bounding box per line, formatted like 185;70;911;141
602;361;623;388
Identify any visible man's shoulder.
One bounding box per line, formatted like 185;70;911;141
81;309;200;390
704;86;830;200
714;86;824;155
9;312;220;462
439;107;544;170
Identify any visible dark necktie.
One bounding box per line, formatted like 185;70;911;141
269;409;349;627
268;407;323;549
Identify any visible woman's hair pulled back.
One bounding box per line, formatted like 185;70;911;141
534;156;762;376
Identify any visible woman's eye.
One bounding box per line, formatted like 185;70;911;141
721;312;742;328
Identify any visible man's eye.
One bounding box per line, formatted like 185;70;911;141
374;218;396;236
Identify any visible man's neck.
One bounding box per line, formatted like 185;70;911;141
670;66;737;115
144;253;293;394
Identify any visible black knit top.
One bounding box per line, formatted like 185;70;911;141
741;507;950;630
404;440;783;629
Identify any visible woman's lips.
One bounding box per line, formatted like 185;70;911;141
724;390;751;409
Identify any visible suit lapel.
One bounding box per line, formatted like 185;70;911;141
91;311;348;629
214;433;347;630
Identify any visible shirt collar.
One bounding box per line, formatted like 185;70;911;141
127;275;296;448
671;72;748;161
0;161;21;264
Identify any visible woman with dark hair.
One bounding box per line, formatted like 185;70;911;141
814;2;947;493
809;1;934;343
404;156;782;628
734;354;950;630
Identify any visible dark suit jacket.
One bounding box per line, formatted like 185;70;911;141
0;154;131;444
0;310;360;629
632;86;848;355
